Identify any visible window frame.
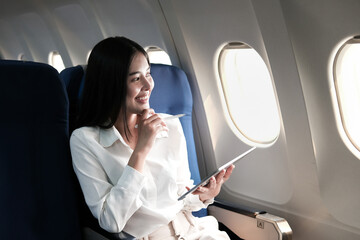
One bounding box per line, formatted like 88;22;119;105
332;36;360;152
218;42;281;146
145;46;172;65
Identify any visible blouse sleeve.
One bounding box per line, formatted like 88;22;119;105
174;120;214;212
70;130;146;233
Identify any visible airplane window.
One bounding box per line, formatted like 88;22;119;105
18;53;27;61
48;51;65;73
218;42;280;145
146;46;172;65
333;37;360;151
86;50;91;63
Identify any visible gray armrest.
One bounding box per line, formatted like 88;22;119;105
209;200;292;240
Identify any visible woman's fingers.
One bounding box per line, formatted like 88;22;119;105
215;169;226;183
138;109;168;133
191;166;235;200
140;108;155;120
223;165;234;181
214;165;234;183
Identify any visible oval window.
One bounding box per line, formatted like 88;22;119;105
146;46;172;65
218;42;280;145
48;51;65;72
333;37;360;151
18;53;27;61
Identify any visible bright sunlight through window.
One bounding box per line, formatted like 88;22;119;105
219;43;280;145
334;37;360;151
48;51;65;73
146;46;172;65
18;53;26;61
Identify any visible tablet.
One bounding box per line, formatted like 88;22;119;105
178;146;256;201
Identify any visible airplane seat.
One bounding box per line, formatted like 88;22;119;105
0;60;82;240
60;65;113;239
59;65;85;134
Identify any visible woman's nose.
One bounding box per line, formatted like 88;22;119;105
141;75;152;90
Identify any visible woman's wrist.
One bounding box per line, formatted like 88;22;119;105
128;149;148;172
199;194;211;203
199;195;214;205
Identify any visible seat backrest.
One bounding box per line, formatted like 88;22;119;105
60;63;206;217
0;60;82;239
59;65;85;134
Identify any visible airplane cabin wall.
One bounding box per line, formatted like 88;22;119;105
159;0;360;239
280;0;360;233
159;0;296;207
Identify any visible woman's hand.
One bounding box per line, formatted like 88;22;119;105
128;109;168;172
134;108;168;155
191;165;235;202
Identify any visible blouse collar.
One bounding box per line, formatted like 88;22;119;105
99;124;169;148
99;126;125;148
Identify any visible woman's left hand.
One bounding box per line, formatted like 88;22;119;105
191;165;235;202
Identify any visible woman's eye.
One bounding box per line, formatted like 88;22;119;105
132;77;140;82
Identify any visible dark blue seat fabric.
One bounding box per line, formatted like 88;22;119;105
59;63;206;219
0;60;82;240
59;65;85;134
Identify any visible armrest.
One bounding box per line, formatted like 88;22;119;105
212;199;266;217
209;199;292;240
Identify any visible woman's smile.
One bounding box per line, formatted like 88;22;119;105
135;90;150;103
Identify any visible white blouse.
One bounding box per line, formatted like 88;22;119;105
70;114;211;238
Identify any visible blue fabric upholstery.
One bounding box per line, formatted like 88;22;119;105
0;60;82;239
59;65;85;133
59;63;207;218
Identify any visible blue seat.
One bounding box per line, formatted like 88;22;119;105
60;63;206;218
0;60;82;239
59;65;85;134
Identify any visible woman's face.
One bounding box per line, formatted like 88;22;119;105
126;52;154;115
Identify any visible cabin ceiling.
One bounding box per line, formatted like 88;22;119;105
2;0;74;18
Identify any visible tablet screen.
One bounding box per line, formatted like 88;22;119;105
178;146;256;201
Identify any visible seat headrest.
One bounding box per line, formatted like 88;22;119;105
0;60;68;123
149;63;193;115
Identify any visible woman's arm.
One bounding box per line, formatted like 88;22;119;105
70;131;145;233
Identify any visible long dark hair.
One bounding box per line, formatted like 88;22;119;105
76;36;149;139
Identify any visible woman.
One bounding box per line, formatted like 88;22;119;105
70;36;233;239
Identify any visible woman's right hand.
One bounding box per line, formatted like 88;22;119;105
128;109;168;172
136;108;168;152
